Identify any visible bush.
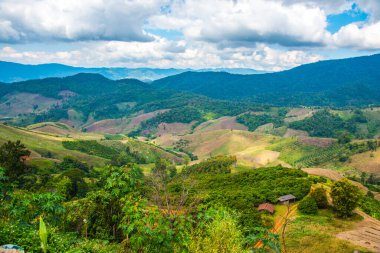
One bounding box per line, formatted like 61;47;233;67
298;196;318;215
310;187;328;209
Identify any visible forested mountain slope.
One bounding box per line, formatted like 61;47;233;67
154;54;380;106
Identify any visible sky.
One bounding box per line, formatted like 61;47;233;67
0;0;379;71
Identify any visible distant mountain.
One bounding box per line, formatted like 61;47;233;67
153;54;380;106
0;73;261;127
0;61;263;83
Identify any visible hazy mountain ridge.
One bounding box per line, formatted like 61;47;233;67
0;61;262;83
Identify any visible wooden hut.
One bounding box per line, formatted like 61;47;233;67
257;203;275;214
278;194;296;204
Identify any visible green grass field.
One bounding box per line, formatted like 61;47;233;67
0;124;106;166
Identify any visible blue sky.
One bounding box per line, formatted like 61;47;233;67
327;3;368;33
0;0;379;70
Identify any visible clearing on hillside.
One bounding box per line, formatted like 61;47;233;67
0;92;60;116
336;210;380;252
194;116;248;132
284;108;316;123
154;129;286;167
349;149;380;176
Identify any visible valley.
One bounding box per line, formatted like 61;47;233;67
1;54;380;253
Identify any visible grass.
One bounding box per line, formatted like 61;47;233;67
0;124;106;166
286;209;371;253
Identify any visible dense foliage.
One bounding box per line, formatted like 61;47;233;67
182;155;237;174
298;196;318;215
331;179;362;218
310;187;328;209
153;54;380;106
359;195;380;220
0;140;31;180
62;140;118;159
1;141;289;252
289;110;356;138
237;113;284;131
176;165;312;235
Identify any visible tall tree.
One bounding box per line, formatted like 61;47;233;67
331;179;362;218
0;140;31;180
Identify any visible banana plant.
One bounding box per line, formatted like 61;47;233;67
39;216;48;253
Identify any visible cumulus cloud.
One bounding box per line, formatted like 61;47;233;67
0;0;379;69
0;0;164;43
332;21;380;49
149;0;332;47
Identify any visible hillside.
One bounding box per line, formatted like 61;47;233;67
0;73;263;129
153;54;380;106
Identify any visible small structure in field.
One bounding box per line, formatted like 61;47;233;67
278;194;296;204
257;203;275;214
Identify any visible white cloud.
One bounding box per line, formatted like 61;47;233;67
332;21;380;49
356;0;380;20
0;41;323;71
0;0;164;42
149;0;331;47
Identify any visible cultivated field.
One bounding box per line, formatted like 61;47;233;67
349;149;380;176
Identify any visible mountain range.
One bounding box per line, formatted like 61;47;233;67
0;53;380;131
153;54;380;106
0;61;263;83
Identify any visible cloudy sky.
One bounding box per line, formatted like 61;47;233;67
0;0;379;71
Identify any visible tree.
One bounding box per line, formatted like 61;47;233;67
337;132;352;144
310;186;328;209
298;196;318;215
0;140;31;180
60;168;88;199
331;179;362;218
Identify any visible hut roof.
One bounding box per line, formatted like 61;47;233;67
278;194;296;202
257;203;275;214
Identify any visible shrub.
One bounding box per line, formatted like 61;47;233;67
298;196;318;215
310;187;328;209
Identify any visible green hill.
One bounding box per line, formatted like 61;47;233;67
153;54;380;106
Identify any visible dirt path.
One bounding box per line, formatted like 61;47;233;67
336;210;380;252
254;204;298;249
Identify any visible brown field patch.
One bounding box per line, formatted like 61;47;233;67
156;122;194;136
336;210;380;252
254;123;274;133
298;136;336;147
285;108;316;123
154;129;285;167
0;92;60;116
284;128;309;137
349;149;380;177
302;168;343;181
85;118;127;134
125;109;169;131
285;129;335;147
194;116;247;132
